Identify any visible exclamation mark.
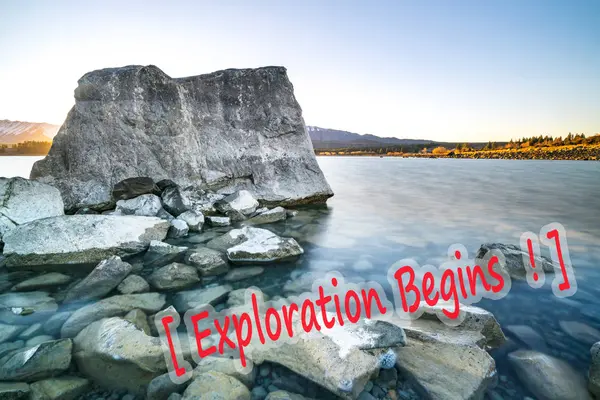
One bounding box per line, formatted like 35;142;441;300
526;238;538;282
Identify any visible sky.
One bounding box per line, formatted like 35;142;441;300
0;0;599;142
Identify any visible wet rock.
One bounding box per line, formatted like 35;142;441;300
559;320;600;345
192;356;256;387
245;207;287;225
178;211;204;232
117;274;149;294
43;312;72;336
172;285;232;313
0;323;27;344
0;340;24;358
182;372;250;400
115;194;162;217
161;186;190;217
61;293;166;337
1;215;169;267
11;273;71;292
0;292;58;325
25;335;54;347
146;373;188;400
476;243;555;279
143;241;188;269
225;227;304;263
184;247;229;276
215;190;259;219
148;263;200;291
224;267;265;282
0;382;30;400
168;219;188;238
112;177;160;201
0;339;72;382
63;256;133;303
206;216;231;227
395;337;496;400
226;288;268;308
18;323;43;340
508;350;591;400
124;309;151;335
29;376;90;400
505;325;548;351
589;341;600;397
73;317;166;394
265;391;310;400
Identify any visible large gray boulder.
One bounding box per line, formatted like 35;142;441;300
30;65;333;211
0;178;64;243
1;215;170;267
73;317;166;394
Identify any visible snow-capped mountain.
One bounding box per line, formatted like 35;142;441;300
0;120;59;144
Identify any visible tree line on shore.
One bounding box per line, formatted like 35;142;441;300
0;140;52;155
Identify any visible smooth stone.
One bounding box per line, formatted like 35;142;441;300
63;256;132;303
0;323;27;344
25;335;55;347
0;292;58;325
0;340;24;358
172;285;232;313
11;273;71;292
124;309;151;336
43;312;72;336
60;293;166;337
0;383;30;400
223;267;265;282
146;373;188;400
192;356;256;387
73;317;166;394
1;215;169;267
0;339;72;382
29;376;90;400
559;320;600;345
18;323;43;340
117;275;149;294
508;350;592;400
143;241;188;269
226;288;268;308
184;247;229;276
148;263;200;290
505;325;548;351
225;227;304;263
182;372;250;400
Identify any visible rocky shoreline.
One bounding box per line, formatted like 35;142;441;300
1;175;598;400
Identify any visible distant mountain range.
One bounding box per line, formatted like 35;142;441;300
0;120;59;144
307;126;433;149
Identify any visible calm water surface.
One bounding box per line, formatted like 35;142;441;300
3;155;600;399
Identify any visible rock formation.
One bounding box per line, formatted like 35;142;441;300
30;65;333;211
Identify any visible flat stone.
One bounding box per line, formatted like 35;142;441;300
61;293;166;337
0;341;24;359
18;324;43;340
245;207;287;225
25;335;55;347
505;325;548;351
148;263;200;291
184;247;229;276
172;285;232;313
0;178;63;227
11;273;71;292
0;339;72;382
143;241;188;268
63;256;132;303
1;215;169;267
223;267;265;282
117;275;150;294
29;376;90;400
0;383;30;400
225;227;304;263
508;350;591;400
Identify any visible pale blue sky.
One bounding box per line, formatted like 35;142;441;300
1;0;598;141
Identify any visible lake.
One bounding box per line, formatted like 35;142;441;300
3;155;600;398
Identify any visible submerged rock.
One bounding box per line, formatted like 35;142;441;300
11;273;71;292
182;372;250;400
0;292;58;325
184;247;229;276
476;243;555;279
223;266;265;282
206;216;231;227
143;240;188;268
172;285;232;313
60;293;166;337
589;341;600;397
245;206;287;225
30;65;333;210
117;274;150;294
508;350;591;400
1;215;169;267
148;263;200;290
63;256;132;303
73;317;166;393
225;227;304;262
0;382;30;400
0;339;72;382
29;376;90;400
